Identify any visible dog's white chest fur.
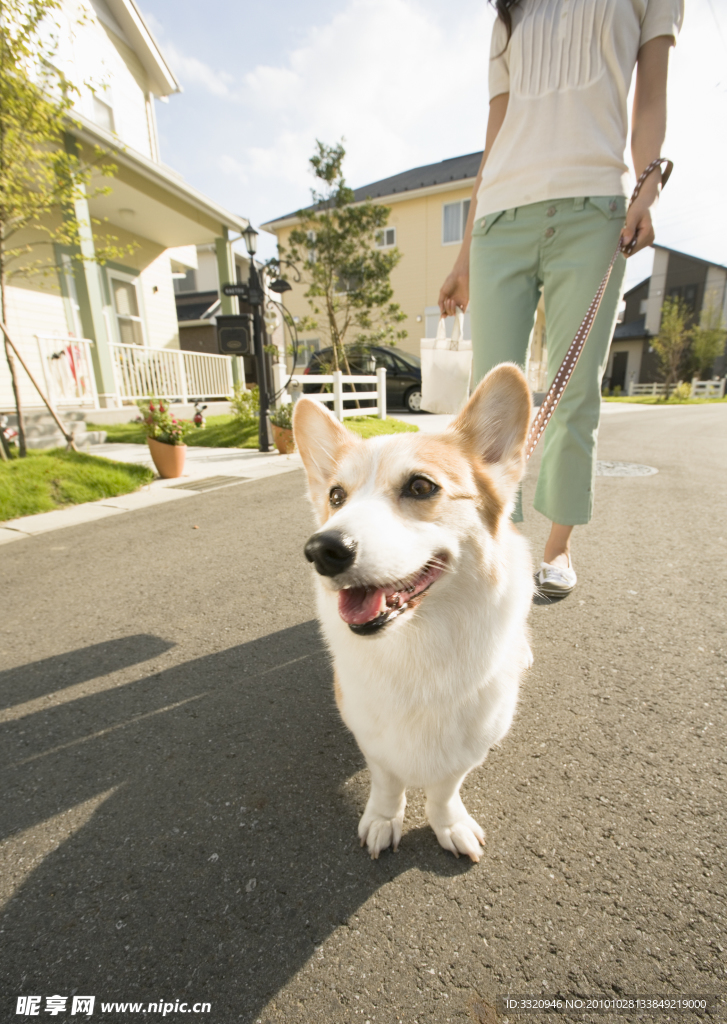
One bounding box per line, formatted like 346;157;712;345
317;528;532;790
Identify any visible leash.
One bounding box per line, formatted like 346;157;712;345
524;158;673;461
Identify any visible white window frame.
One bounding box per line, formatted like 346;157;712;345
92;92;116;134
376;226;396;248
442;199;471;246
108;270;147;347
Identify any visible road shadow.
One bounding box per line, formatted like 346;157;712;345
1;622;471;1021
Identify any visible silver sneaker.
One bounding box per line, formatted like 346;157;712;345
536;556;577;596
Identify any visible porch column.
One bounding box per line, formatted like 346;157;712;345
215;228;241;386
63;134;117;407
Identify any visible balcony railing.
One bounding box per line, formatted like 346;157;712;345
110;344;235;403
36;335;99;409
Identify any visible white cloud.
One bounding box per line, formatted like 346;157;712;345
237;0;494;212
150;0;727;271
163;41;234;98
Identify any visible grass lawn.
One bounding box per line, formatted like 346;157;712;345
602;396;727;405
91;414;419;448
0;449;154;522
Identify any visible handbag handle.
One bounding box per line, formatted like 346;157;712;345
437;310;465;349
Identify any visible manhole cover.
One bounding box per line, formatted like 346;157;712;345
596;461;658;477
169;475;251;492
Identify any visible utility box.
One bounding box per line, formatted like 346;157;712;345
216;314;254;356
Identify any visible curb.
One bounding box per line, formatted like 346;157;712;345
0;447;303;543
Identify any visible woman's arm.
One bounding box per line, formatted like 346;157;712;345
621;35;675;256
439;92;509;315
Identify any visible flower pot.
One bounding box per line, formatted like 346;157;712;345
272;424;295;455
147;437;187;478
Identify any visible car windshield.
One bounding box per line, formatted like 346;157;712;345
395;351;421;369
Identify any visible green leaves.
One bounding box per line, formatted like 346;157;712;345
0;0;135;285
279;140;407;370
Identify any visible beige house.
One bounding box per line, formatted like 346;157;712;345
1;0;247;432
261;152;548;391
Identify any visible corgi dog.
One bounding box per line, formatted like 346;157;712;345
293;364;534;862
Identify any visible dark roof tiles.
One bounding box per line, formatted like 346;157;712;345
265;151;483;225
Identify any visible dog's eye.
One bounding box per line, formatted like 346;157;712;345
329;486;346;507
405;476;438;499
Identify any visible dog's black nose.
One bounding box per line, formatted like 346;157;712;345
304;530;357;577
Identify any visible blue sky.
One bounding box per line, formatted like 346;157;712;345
139;0;727;290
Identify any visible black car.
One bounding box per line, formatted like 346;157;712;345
304;344;422;412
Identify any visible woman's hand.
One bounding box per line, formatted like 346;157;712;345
620;195;656;256
439;263;469;316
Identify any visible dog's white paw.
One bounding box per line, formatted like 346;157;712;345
434;815;485;862
358;809;404;859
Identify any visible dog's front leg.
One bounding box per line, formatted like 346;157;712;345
358;761;406;859
425;774;485;862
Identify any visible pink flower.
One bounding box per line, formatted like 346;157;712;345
159;403;165;413
149;402;155;411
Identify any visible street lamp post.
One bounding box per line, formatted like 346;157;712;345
242;225;274;453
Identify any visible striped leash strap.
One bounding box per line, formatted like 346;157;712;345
524;157;673;461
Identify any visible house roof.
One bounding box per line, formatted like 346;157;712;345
614;315;648;340
262;151;483;231
102;0;180;97
69;114;249;240
654;244;727;273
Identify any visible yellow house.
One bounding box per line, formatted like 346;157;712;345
261;152;548;390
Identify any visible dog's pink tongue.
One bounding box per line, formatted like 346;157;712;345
338;586;386;625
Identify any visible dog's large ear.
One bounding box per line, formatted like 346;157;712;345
293;397;357;506
451;363;532;492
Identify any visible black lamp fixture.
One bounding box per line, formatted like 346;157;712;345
269;278;292;294
242;223;258;257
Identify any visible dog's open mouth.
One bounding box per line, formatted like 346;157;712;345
338;557;447;635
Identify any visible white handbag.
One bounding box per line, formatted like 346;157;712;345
420;311;473;415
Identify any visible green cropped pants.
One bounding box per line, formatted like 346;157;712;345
469;196;627;525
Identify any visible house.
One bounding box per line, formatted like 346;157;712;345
173;245;284;389
1;0;249;435
605;246;727;393
261;150;546;392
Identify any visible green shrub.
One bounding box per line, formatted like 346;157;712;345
270;403;293;430
229;384;259;420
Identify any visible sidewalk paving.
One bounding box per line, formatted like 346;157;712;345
0;443;303;544
0;403;681;544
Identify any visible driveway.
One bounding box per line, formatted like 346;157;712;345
1;404;725;1023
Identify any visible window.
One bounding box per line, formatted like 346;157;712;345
668;283;698;312
442;199;470;245
92;94;115;133
173;268;197;294
110;274;145;345
376;227;396;248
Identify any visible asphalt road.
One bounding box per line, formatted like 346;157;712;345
1;404;725;1024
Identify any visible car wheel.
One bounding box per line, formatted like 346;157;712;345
404;387;423;413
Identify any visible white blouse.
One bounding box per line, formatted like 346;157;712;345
474;0;684;220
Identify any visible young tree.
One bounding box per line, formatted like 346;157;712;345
1;0;128;456
278;141;406;375
689;302;726;380
652;297;691;399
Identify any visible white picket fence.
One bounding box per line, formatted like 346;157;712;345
110;343;235;403
628;382;671;396
628;378;725;398
691;377;725;399
285;367;387;421
37;335;100;409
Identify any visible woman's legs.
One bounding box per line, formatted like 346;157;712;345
471;198;627;570
536;198;627;528
470;209;542;522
